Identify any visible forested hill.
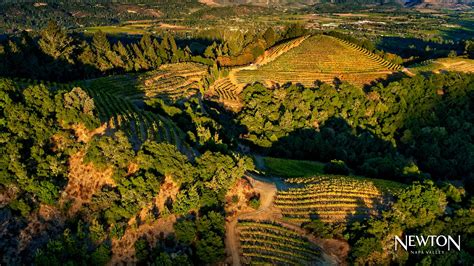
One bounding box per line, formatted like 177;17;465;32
0;1;201;33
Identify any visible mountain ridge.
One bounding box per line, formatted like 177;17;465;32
199;0;473;8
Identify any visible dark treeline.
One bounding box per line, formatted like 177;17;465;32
0;22;310;81
0;21;213;82
236;73;474;182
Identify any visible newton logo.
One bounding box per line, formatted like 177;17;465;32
395;235;461;252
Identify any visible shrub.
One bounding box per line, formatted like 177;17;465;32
323;160;350;175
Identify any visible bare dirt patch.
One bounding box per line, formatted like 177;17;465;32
225;175;349;266
0;185;19;208
198;0;221;6
70;123;107;143
60;151;115;216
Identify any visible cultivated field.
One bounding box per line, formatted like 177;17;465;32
140;62;208;99
236;35;401;87
210;34;403;109
238;220;322;265
275;175;404;223
82;62;207;149
409;57;474;74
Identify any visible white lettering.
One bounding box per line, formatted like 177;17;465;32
394;235;461;252
436;235;448;247
395;235;408;251
416;235;430;246
448;235;461;251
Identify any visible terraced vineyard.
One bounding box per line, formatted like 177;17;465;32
255;35;309;66
209;77;239;101
275;175;403;223
238;220;321;265
80;62;207;150
140;62;208;99
84;85;182;150
335;38;402;71
235;35;401;87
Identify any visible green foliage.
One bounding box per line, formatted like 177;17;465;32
263;27;277;48
85;131;134;169
323;160;350;175
137;142;191;183
304;220;346;239
8;199;31;218
238;73;474;180
1;21;198;82
34;222;111;266
248;197;261;210
135;238;150;262
442;183;465;203
174;211;226;264
349;181;474;265
283;23;308;40
57;87;99;129
465;40;474;59
263;157;324;177
175;219;197;245
38;21;76;62
0;79;99;213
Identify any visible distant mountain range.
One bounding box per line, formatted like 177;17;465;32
199;0;473;7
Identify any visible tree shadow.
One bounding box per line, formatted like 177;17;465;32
376;36;459;63
262;117;409;181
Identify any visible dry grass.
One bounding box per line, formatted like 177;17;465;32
409;57;474;74
60;151;115;217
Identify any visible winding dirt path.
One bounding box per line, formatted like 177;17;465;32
225;174;347;265
225;176;277;266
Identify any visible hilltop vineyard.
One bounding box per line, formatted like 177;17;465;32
238;220;321;265
235;35;401;87
255;35;309;66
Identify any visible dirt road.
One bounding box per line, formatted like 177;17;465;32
225;176;278;266
225;174;346;266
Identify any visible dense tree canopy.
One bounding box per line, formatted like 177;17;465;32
237;73;474;180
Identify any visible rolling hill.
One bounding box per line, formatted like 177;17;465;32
235;35;401;88
209;34;403;110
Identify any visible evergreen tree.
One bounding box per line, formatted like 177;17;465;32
91;31;115;71
38;21;75;63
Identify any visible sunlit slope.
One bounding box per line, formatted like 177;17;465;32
236;35;401;87
409;57;474;74
276;175;406;223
